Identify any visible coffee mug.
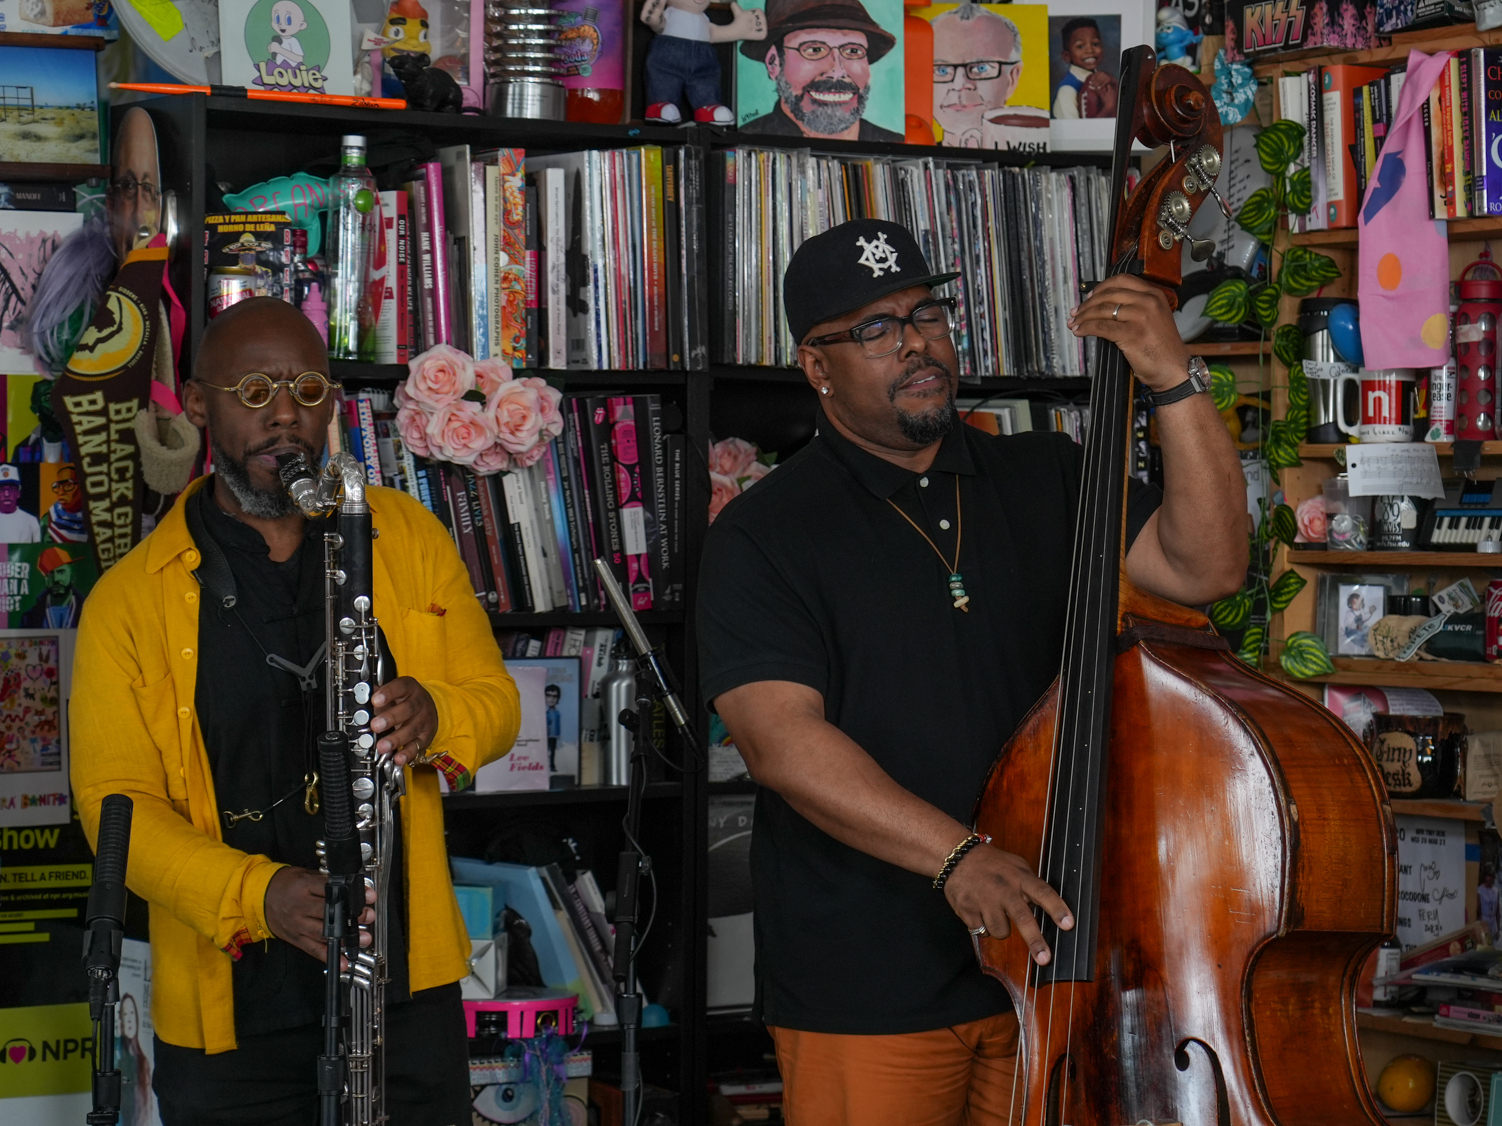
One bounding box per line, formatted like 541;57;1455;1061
982;106;1050;153
1359;368;1417;442
1305;362;1361;442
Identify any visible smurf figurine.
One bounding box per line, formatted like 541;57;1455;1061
641;0;766;125
1155;6;1201;69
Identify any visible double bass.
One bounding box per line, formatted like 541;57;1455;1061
975;48;1397;1126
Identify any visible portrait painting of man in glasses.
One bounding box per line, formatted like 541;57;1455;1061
738;0;904;142
913;2;1049;150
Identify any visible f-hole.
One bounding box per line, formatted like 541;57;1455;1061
1175;1038;1231;1126
1044;1053;1074;1126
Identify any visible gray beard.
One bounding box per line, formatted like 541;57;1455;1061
215;450;297;519
776;74;870;135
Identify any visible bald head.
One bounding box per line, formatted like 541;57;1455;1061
196;297;328;383
109;107;160;259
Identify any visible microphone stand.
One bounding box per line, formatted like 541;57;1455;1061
84;795;133;1126
592;559;705;1126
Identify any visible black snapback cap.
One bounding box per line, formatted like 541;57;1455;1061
783;219;960;347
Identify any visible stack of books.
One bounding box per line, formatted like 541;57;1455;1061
1277;49;1502;230
375;145;708;371
333;389;686;614
710;147;1111;380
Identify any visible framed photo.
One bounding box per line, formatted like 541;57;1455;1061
0;628;73;827
1043;0;1147;152
1337;582;1386;657
509;656;581;788
0;39;102;165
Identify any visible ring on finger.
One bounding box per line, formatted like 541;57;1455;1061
969;924;988;937
1112;302;1121;320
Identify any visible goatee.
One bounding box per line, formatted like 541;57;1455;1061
215;448;298;519
891;359;959;445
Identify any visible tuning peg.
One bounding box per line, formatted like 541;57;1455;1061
1189;237;1216;262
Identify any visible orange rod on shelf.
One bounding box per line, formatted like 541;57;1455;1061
108;82;406;111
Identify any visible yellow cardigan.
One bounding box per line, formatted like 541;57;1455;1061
70;477;519;1053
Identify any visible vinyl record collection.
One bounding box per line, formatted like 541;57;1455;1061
710;148;1112;379
335;388;686;615
374;144;709;371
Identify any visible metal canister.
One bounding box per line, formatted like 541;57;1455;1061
1487;579;1502;661
599;655;636;785
1372;495;1421;550
208;266;262;317
1427;362;1457;441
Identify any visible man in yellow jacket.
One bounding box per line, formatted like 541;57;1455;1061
70;298;520;1126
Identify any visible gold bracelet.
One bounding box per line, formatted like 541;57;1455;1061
933;832;992;891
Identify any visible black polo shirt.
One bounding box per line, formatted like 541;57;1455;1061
696;410;1161;1034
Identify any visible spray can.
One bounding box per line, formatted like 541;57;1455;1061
325;134;378;360
599;654;637;785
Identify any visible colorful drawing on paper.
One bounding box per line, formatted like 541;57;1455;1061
0;211;83;374
0;634;60;774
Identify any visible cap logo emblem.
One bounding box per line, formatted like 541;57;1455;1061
855;232;900;278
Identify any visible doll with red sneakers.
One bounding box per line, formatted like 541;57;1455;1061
641;0;765;125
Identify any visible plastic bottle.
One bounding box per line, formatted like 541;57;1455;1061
302;281;329;346
555;0;624;124
325;134;378;361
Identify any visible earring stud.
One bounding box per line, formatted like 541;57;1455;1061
821;387;829;395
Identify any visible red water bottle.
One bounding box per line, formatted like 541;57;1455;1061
1455;249;1502;439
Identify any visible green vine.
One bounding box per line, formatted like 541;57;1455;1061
1203;120;1336;680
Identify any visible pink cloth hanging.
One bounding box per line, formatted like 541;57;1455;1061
1357;49;1453;368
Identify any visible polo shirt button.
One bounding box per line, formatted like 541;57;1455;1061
177;706;190;719
181;647;194;660
920;477;930;487
939;519;951;530
185;591;198;604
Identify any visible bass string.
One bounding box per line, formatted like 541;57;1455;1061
1012;267;1133;1126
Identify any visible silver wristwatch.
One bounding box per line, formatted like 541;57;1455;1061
1143;355;1210;408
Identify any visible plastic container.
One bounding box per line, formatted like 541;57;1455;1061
325;134;379;361
555;0;624;124
1322;475;1372;551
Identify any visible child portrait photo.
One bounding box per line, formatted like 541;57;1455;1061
1338;582;1386;657
1043;0;1142;150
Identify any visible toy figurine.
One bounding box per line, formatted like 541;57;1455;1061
1155;6;1201;69
640;0;766;125
378;0;431;97
389;51;464;110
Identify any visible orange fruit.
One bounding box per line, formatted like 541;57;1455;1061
1377;1054;1436;1113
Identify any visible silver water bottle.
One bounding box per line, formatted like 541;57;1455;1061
599;655;637;786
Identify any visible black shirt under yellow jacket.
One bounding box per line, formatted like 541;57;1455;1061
696;409;1161;1035
71;476;520;1054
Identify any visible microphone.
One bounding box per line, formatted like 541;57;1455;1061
591;558;692;739
318;734;363;879
83;794;132;976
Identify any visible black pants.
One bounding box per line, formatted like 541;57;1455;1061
153;983;470;1126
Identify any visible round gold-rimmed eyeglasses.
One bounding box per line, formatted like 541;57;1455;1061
192;372;336;409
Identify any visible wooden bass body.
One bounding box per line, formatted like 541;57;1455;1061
974;590;1397;1126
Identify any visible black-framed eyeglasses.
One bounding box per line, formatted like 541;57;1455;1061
784;40;869;61
932;59;1020;83
109;176;161;203
192;372;335;409
805;298;957;358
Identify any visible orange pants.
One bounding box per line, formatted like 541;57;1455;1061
769;1011;1020;1126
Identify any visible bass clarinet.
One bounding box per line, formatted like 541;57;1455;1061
279;451;403;1126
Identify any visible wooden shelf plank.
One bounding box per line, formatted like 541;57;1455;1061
1193;339;1272;356
0;162;107;183
1253;23;1502;77
1297;657;1502;692
1358;1009;1502;1050
1300;441;1502;459
1287;550;1502;567
1388;799;1488;821
1290;216;1502;250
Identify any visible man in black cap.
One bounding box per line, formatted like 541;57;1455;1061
696;218;1246;1125
740;0;903;142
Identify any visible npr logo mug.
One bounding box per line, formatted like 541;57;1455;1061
1359;369;1417;443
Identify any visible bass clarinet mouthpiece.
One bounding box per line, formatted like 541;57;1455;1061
276;452;323;518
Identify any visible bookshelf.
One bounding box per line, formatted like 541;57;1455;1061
1258;24;1502;1084
114;92;1116;1122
